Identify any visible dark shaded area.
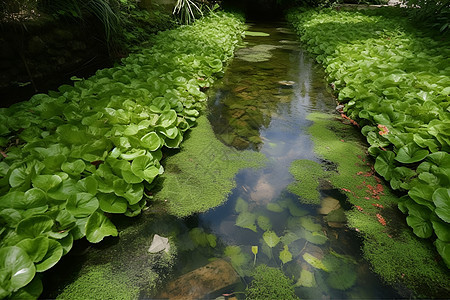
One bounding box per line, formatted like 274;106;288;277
0;17;112;108
222;0;285;20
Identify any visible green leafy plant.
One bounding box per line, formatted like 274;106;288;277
288;7;450;268
0;11;245;298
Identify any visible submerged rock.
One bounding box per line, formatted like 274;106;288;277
158;259;239;299
148;234;170;254
318;196;341;215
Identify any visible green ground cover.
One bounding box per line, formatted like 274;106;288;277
288;7;450;269
0;12;245;299
295;113;449;296
155;115;266;217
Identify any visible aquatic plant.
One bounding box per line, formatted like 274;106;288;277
245;264;299;300
288;7;450;269
0;12;245;298
304;112;449;296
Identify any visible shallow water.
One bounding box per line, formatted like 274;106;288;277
41;23;402;299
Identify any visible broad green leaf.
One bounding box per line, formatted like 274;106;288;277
432;188;450;223
122;183;144;205
0;246;36;291
374;151;396;180
16;237;49;263
35;239;63;272
157;110;177;128
406;215;433;238
98;193;128;214
279;245;292;264
66;193;99;218
131;155;160;184
71;217;89;240
395;143;429;164
427;152;450;167
236;211;257;232
435;239;450;268
85;212;118;243
9;167;30;188
263;230;280;248
58;233;74;255
140;132;161;151
31;175;62;192
61;160;85;176
77;176;98;195
16;215;54;238
432;220;450;242
10;276;43;300
408;184;435;211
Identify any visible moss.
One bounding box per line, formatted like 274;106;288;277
306;112;450;296
288;159;324;204
155;115;266;217
245;265;299;300
57;264;139;300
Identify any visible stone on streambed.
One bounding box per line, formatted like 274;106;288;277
318;196;341;215
278;80;295;87
158;259;239;299
148;234;170;254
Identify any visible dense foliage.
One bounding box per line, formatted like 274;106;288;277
288;8;450;268
245;265;298;300
1;0;174;52
402;0;450;33
0;11;244;299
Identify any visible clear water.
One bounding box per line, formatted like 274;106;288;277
41;23;403;299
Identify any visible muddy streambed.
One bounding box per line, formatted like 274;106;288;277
41;23;402;299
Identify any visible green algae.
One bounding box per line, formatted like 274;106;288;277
155;115;266;217
57;264;139;300
288;159;324;205
245;264;299;300
306;112;450;296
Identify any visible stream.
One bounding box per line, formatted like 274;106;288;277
41;23;402;299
